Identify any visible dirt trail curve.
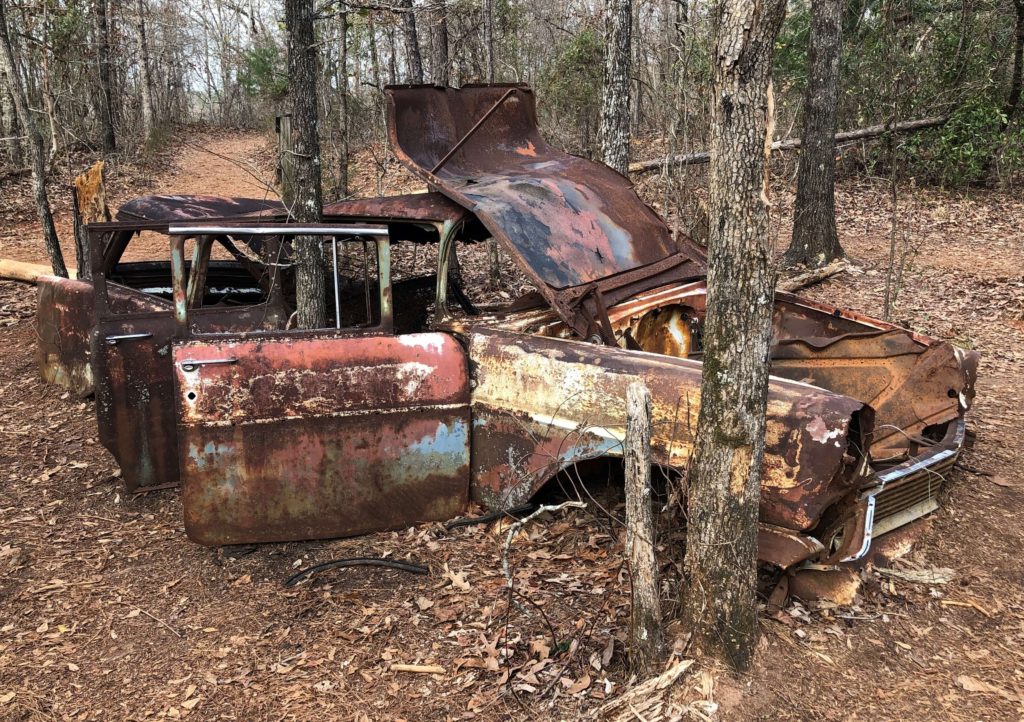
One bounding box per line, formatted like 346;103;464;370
0;131;274;267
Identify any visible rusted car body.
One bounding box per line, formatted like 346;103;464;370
34;84;978;577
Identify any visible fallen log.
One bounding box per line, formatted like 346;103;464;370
0;258;76;284
777;258;849;293
629;115;949;175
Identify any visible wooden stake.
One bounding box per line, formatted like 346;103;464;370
624;381;665;674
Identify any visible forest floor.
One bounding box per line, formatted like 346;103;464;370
0;130;1023;721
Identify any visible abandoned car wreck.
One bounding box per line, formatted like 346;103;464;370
35;85;979;590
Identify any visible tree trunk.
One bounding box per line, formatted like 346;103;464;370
1;67;22;166
682;0;786;672
136;0;156;143
483;0;495;83
625;382;665;675
599;0;633;174
398;0;423;84
1004;0;1024;126
93;0;117;154
787;0;844;268
284;0;326;329
429;5;449;85
0;0;67;278
336;10;349;198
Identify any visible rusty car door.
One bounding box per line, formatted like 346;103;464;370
171;331;471;546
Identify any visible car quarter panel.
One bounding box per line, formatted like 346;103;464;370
467;329;868;532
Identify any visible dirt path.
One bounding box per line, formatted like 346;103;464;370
0;130;275;268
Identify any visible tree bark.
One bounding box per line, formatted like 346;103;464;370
682;0;786;672
625;382;665;675
93;0;117;154
136;0;156;143
1;66;22;166
1005;0;1024;126
0;0;67;278
483;0;495;84
429;4;449;85
398;0;423;84
599;0;633;174
336;9;350;198
787;0;845;267
285;0;326;329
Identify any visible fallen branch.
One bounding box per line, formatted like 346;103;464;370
502;501;586;587
629;115;949;175
0;258;77;284
777;258;849;293
390;663;445;675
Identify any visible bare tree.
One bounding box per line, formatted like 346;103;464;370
336;8;350;197
786;0;845;267
429;3;449;85
0;0;67;277
93;0;117;154
1004;0;1024;126
285;0;326;329
682;0;787;671
599;0;633;174
398;0;423;84
136;0;157;144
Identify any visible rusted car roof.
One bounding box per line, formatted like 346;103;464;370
116;195;285;222
385;84;707;338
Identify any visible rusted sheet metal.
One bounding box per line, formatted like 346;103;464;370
36;276;96;397
466;328;869;534
323;192;470;224
116;195;284;222
385;85;706;338
92;309;181;490
173;332;470;546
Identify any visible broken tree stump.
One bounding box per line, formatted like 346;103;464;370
624;381;665;674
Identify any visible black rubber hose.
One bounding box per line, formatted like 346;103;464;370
284;557;429;587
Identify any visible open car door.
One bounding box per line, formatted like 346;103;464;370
168;225;471;545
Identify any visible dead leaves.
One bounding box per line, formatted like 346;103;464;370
955;675;1021;703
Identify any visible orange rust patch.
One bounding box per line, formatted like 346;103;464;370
514;141;537;157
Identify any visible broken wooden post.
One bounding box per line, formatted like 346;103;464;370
276;113;295;208
71;160;110;280
624;381;665;674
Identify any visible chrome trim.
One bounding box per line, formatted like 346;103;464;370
168;224;389;237
178;358;238;372
104;332;153;345
841;495;876;562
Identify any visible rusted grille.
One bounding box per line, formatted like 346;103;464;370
873;465;949;521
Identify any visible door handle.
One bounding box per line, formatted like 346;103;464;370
178;358;238;372
104;332;153;346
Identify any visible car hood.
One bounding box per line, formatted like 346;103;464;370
385;84;706;338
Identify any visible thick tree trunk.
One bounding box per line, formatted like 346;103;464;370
599;0;633;174
285;0;326;329
136;0;156;143
682;0;786;672
0;0;67;278
398;0;423;84
624;382;665;675
93;0;117;154
429;5;449;85
787;0;844;267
